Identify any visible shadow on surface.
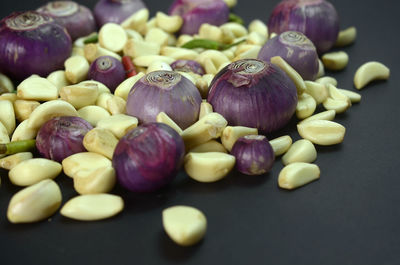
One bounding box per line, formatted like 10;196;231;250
157;229;202;262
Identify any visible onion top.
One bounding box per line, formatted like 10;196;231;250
208;59;298;133
126;70;202;129
0;11;72;80
37;1;96;40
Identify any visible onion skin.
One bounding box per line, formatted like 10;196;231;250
170;59;205;75
268;0;339;54
258;31;319;81
168;0;229;35
126;71;202;130
112;122;185;192
36;116;93;162
88;56;125;92
207;59;297;134
231;135;275;176
37;1;96;41
0;11;72;81
94;0;146;27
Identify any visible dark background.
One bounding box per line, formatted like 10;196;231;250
1;0;400;264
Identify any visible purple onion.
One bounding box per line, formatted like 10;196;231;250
36;116;93;162
268;0;339;54
94;0;146;27
231;135;275;175
88;56;125;92
170;60;205;75
37;1;96;40
207;59;297;133
258;31;319;81
168;0;229;35
0;11;72;81
112;122;185;192
126;71;202;129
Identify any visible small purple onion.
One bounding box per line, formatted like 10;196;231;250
258;31;319;81
170;60;205;75
37;1;96;40
88;56;125;92
0;11;72;80
231;135;275;175
126;71;202;129
168;0;229;35
207;59;298;133
268;0;339;54
112;122;185;192
94;0;146;27
36;116;93;162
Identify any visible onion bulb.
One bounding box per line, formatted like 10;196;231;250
36;116;93;162
168;0;229;35
126;70;202;129
231;135;275;175
37;1;96;40
94;0;147;27
0;11;72;80
112;122;185;192
170;59;205;75
258;31;319;81
268;0;339;54
207;59;297;133
88;56;125;93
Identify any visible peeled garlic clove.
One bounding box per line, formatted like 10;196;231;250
269;135;292;156
180;112;227;150
282;139;317;165
299;110;336;124
184;152;235;183
162;205;207;246
354;61;390;89
9;158;62;186
221;125;258;152
189;140;227;153
278;162;320;190
337;89;361;103
321;51;349;71
296;93;317;119
62;152;112;178
7;179;62;223
297;120;346;146
60;194;124;221
0;152;33;170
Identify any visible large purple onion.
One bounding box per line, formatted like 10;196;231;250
37;1;96;40
207;59;298;133
94;0;146;27
258;31;319;81
112;122;185;192
36;116;93;162
0;11;72;80
268;0;339;54
168;0;229;35
170;60;205;75
126;71;202;129
88;56;125;92
231;135;275;175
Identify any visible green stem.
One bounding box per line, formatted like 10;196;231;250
229;13;244;25
181;38;246;51
0;140;36;155
83;33;98;44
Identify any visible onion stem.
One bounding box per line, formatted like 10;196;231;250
0;140;36;155
181;38;246;51
228;13;244;25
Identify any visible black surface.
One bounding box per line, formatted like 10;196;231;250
1;0;400;264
